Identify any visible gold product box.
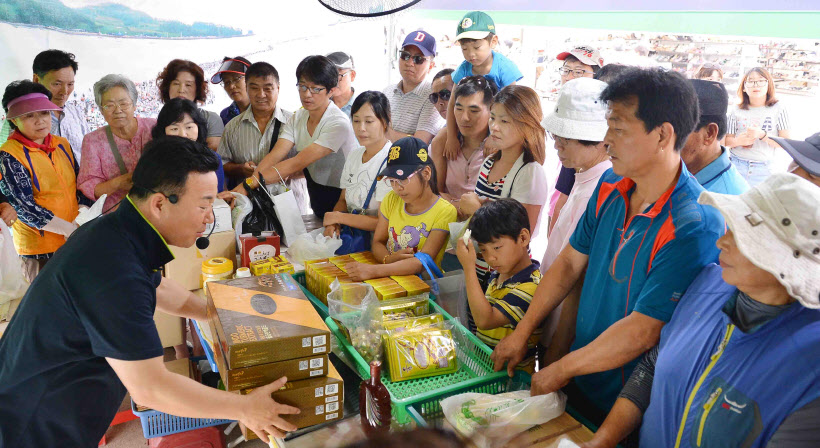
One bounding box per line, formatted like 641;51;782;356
250;259;271;276
213;335;329;391
239;362;344;435
207;274;330;369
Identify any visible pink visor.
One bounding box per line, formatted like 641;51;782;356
6;93;62;120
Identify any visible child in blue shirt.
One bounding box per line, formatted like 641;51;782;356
441;11;523;161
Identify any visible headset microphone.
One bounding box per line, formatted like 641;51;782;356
196;208;217;250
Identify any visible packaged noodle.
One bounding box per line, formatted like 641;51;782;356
382;313;445;332
385;327;458;382
373;295;430;322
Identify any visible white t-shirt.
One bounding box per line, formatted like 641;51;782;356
727;102;790;162
279;102;358;187
340;141;392;214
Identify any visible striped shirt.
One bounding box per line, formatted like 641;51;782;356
217;105;292;166
382;79;445;136
476;260;542;373
727;102;790;162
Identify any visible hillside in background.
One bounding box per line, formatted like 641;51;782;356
0;0;244;37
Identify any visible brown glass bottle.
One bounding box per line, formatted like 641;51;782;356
360;361;391;435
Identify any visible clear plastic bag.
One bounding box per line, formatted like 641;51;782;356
0;220;28;306
383;320;458;382
327;279;381;364
287;229;343;264
441;389;567;448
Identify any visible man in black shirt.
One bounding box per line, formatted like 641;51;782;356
0;137;298;447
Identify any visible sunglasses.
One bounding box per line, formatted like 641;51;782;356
428;89;451;104
398;51;429;65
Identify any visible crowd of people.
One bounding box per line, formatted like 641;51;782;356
0;9;819;448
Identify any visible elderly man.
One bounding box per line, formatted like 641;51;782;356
217;62;292;188
326;51;357;118
491;69;725;422
382;30;445;144
682;80;749;195
0;50;89;162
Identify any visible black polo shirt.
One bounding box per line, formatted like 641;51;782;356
0;196;172;448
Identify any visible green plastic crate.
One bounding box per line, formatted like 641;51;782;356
324;299;509;425
289;272;329;319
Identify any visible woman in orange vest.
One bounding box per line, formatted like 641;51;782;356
0;81;86;281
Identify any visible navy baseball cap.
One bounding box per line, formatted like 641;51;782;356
772;132;820;177
401;30;436;57
379;137;433;179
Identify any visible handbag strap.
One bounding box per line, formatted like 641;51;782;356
414;252;443;297
362;157;388;210
506;163;526;198
268;118;282;152
104;126;128;176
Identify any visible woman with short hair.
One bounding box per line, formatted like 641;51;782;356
156;59;224;151
78;74;155;211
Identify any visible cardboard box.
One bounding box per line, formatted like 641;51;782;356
164;230;237;291
207;274;330;368
239;362;344;437
213;333;329;391
204;198;232;234
239;232;280;268
154;309;184;348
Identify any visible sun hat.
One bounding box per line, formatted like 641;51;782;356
6;93;62;120
378;137;432;180
542;78;608;141
698;173;820;308
771;132;820;177
210;56;251;84
556;45;604;68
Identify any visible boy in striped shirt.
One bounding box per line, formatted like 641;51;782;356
456;198;541;372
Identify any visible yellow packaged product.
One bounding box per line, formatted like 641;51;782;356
382;313;445;332
249;259;271;276
350;251;377;264
375;296;429;322
375;284;407;301
392;275;431;296
385;328;458;382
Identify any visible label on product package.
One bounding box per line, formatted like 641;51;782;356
315;387;324;398
310;358;323;368
326;396;338;403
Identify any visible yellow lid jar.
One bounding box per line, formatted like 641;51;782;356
201;257;234;292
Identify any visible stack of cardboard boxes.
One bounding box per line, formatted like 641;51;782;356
206;273;344;440
305;251;431;303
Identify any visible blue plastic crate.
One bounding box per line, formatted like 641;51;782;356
131;400;233;438
192;319;218;373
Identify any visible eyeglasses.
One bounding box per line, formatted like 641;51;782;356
558;67;592;77
398;51;429;65
101;101;133;112
428;89;451;104
382;169;422;188
221;76;245;88
548;132;572;146
338;71;352;79
744;79;768;87
296;84;327;94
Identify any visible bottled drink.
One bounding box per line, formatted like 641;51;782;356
360;361;391;434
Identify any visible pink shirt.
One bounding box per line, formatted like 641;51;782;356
444;143;485;198
78;117;156;211
541;160;612;272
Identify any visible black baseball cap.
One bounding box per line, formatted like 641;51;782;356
690;79;728;116
210;56;251;84
379;137;433;179
771;132;820;177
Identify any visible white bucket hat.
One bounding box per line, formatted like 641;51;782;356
542;78;608;142
698;173;820;308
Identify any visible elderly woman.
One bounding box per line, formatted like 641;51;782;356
0;81;89;279
583;173;820;448
78;74;155;211
156;59;223;151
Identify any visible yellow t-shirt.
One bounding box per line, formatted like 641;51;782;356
379;191;457;267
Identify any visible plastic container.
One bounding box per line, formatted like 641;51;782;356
192;320;219;374
147;425;225;447
324;299;509;425
131;400;233;438
201;257;233;291
234;267;251;278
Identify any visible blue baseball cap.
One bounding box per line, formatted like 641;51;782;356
401;30;436;57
